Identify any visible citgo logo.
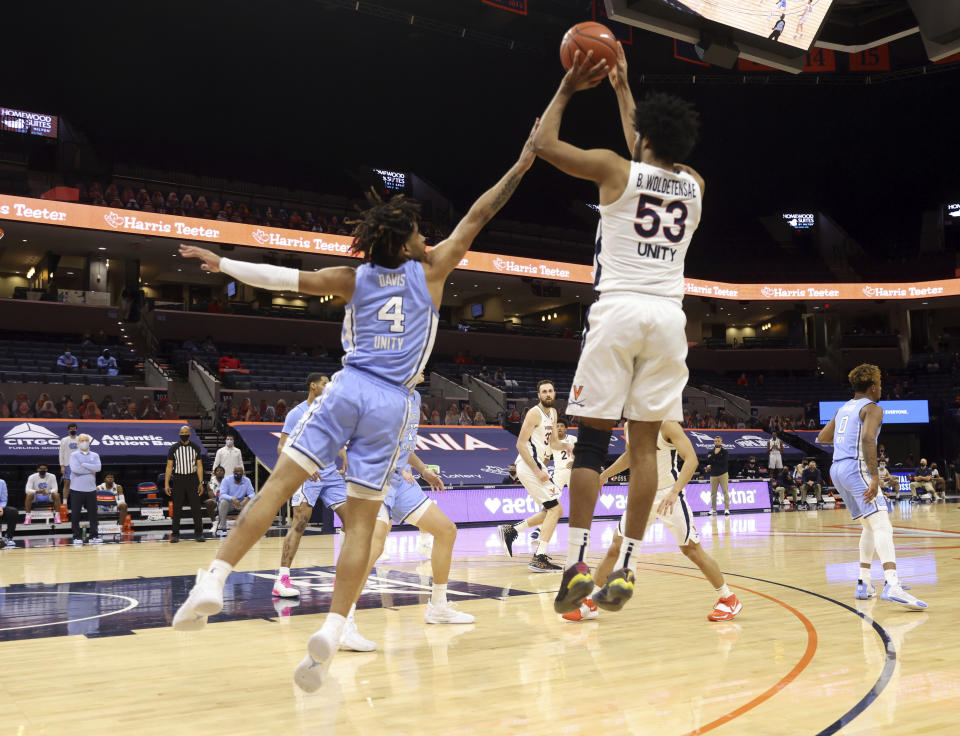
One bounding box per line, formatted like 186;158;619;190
3;422;61;445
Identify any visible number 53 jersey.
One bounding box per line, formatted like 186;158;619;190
594;160;702;303
341;260;439;389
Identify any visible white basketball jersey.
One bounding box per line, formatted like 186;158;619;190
595;160;702;302
656;431;681;491
555;434;577;471
516;405;555;470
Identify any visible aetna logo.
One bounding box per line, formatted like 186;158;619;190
3;422;61;445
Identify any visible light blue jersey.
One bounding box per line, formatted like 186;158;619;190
396;391;422;470
832;397;880;463
284;400;340;483
341;260;439;388
831;397;884;520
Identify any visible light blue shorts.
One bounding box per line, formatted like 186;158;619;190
284;367;416;497
381;472;432;525
830;459;885;520
34;493;52;504
63;467;72;480
291;466;347;510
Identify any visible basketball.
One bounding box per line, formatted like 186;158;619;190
560;22;618;72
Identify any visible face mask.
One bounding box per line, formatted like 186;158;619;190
79;441;90;451
69;429;77;436
225;439;234;447
39;471;47;477
233;473;243;481
180;435;191;443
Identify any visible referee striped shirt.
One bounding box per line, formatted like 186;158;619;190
168;441;202;475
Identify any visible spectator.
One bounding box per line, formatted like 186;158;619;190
164;425;206;543
162;403;179;420
0;393;8;418
736;372;748;387
502;464;521;485
444;404;460;426
38;400;58;418
767;431;784;474
929;461;946;497
24;464;61;524
217;352;242;374
200;335;217;353
275;399;288;422
910;459;937;500
459;403;473;426
118;401;135;420
772;466;798;505
286;342;306;356
215;467;254;537
95;473;128;528
57;347;79;372
739;456;761;479
14;400;33;419
493;368;506;387
430;409;441;424
801;460;823;505
208;466;225;497
60;400;81;419
0;476;18;547
877;444;889;464
793;461;806;487
81;330;94;346
212;433;244;477
34;392;50;415
419;403;430;425
97;349;119;375
703;436;730;515
943;462;958;494
473;409;486;425
66;434;103;545
878;461;900;499
478;366;491;382
59;422;80;498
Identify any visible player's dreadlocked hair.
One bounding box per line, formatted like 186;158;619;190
348;190;422;269
633;91;700;164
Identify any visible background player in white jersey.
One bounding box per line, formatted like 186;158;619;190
562;421;741;622
174;123;539;692
498;380;574;572
533;44;704;613
817;364;927;610
552;420;577;493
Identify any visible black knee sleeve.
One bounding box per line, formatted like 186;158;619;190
572;424;612;473
542;499;560;510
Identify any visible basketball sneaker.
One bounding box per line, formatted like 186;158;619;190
72;538;83;546
592;568;636;611
172;568;224;631
554;561;595;614
273;574;300;598
272;597;300;617
561;597;599;622
54;512;61;523
294;629;337;693
707;594;742;621
855;580;876;600
498;524;518;557
528;554;562;572
340;619;377;650
880;583;928;611
425;602;475;624
88;537;104;545
23;514;31;525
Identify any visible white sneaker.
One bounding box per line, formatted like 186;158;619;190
340;618;377;651
272;574;300;598
24;514;32;525
172;568;224;631
294;629;338;692
72;538;83;546
724;509;730;516
88;537;104;545
54;513;61;524
880;583;928;611
2;537;15;549
378;551;391;562
425;601;475;624
707;509;716;516
416;535;434;558
216;529;228;538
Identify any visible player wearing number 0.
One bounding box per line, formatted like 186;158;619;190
497;380;574;572
172;120;540;693
562;421;741;622
817;364;927;611
533;43;704;613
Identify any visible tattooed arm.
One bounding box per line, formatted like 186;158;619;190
423;120;539;301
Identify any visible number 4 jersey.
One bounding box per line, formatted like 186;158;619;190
595;160;702;302
341;260;439;389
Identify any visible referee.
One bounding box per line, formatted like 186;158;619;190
165;425;206;543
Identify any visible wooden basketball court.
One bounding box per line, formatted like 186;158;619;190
2;503;956;735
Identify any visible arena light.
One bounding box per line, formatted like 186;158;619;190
26;266;35;278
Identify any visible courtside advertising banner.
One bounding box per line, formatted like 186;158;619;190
0;420;206;464
3;194;960;298
684;429;803;458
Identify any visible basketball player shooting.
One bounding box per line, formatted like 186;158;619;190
172;120;539;692
532;44;704;614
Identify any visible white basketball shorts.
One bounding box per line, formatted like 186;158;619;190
616;486;700;547
567;293;688;422
517;461;561;507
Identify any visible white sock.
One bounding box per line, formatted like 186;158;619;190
858;527;875;567
566;526;590;567
347;603;357;622
278;566;291;578
716;583;732;598
535;540;548;557
514;520;531;532
207;559;232;586
883;568;900;587
614;536;642;570
319;612;346;644
431;583;447;606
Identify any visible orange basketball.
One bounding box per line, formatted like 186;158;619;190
560;21;618;72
